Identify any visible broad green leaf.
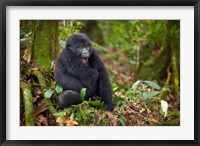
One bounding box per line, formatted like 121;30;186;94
53;111;66;117
136;90;142;94
80;88;87;101
160;100;168;117
113;84;129;92
150;91;160;98
59;40;66;48
144;81;160;90
142;92;148;100
44;89;54;99
55;85;63;94
87;99;104;108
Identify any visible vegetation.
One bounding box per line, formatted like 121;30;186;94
20;20;180;126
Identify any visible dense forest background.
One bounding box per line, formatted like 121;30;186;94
20;20;180;126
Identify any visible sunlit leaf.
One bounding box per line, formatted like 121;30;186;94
132;80;140;95
150;91;160;98
59;40;66;48
70;113;75;121
113;84;129;92
160;100;168;117
142;92;148;100
162;87;170;92
80;88;87;101
87;99;104;108
144;81;160;90
63;109;71;114
53;111;66;117
44;89;54;99
55;85;63;94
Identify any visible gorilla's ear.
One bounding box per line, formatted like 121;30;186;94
66;44;71;49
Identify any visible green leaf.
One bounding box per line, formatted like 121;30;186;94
141;83;147;90
144;81;160;90
55;85;63;94
53;111;66;117
113;84;129;92
136;90;142;94
131;80;140;95
63;109;71;114
44;89;54;99
118;116;126;126
162;87;170;92
168;111;180;117
87;99;104;108
79;106;87;122
142;92;149;100
150;91;160;98
75;113;82;122
59;40;66;48
70;113;75;120
80;88;87;101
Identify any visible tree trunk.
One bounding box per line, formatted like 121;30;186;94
138;20;180;98
138;45;171;80
31;20;59;72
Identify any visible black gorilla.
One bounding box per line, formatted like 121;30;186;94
54;33;114;111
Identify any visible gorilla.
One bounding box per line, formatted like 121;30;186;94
54;33;114;111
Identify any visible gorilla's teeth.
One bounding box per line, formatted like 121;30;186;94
82;57;88;64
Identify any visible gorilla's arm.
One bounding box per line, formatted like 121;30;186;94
90;49;114;110
54;62;85;92
58;49;98;89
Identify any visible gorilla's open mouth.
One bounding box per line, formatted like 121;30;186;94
81;57;88;64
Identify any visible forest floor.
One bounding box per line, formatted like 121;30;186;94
20;48;180;126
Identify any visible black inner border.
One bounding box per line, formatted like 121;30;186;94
0;0;199;146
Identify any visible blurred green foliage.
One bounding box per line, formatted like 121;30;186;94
59;20;179;68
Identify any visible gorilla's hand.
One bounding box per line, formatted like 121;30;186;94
105;101;114;111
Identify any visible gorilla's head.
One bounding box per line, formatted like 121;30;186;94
65;33;93;64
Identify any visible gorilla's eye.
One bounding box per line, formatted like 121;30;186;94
78;46;83;50
67;44;71;49
86;46;90;50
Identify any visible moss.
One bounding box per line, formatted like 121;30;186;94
32;20;59;72
20;81;35;126
138;46;171;80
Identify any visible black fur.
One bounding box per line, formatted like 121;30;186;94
54;33;114;111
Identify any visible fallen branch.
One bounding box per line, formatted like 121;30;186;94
20;81;35;126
